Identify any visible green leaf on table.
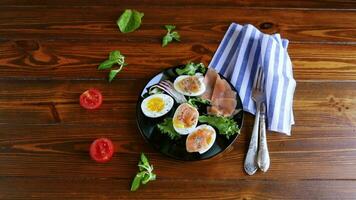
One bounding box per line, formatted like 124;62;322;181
140;153;149;166
157;118;181;140
108;69;121;82
162;35;173;47
117;9;144;33
130;171;145;191
130;153;156;192
98;59;116;70
97;50;127;82
109;50;122;60
162;25;180;47
170;31;180;41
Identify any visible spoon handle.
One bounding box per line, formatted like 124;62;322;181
257;103;270;172
244;104;260;175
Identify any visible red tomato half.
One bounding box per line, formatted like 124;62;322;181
90;138;114;163
80;88;103;110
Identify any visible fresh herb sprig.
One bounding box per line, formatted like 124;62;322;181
98;50;127;82
162;25;180;47
157;118;181;140
198;115;240;139
131;153;156;191
187;97;211;108
176;62;206;75
117;9;144;33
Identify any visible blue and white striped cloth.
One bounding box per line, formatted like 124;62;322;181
209;23;296;135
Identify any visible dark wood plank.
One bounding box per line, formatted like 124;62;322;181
2;0;356;9
1;177;356;200
1;40;356;80
0;7;356;43
1;123;356;180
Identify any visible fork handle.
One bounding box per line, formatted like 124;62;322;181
244;104;260;175
257;103;270;172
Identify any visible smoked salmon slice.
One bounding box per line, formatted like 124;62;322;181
201;68;237;117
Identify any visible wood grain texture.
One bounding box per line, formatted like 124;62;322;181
1;178;356;200
1;40;356;80
1;7;356;43
0;81;355;181
2;0;356;9
1;0;356;199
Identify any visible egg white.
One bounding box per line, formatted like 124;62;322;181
141;94;174;118
173;75;206;96
173;103;199;135
186;124;216;154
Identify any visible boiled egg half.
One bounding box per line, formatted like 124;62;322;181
141;94;174;118
173;103;199;135
174;75;206;96
186;124;216;154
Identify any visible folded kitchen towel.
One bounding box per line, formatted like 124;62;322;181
209;23;296;135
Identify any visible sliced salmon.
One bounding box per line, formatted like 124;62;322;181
200;68;237;117
201;68;218;100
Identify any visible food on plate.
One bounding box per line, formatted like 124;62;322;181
187;97;211;108
90;138;114;163
201;68;219;99
176;62;206;76
198;115;240;139
141;94;174;118
151;80;187;103
157;118;181;140
201;68;237;117
174;75;206;96
80;88;103;110
186;124;216;154
173;103;199;135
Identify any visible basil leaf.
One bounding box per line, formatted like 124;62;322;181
162;24;180;47
140;153;149;166
150;173;156;181
108;69;121;82
170;31;180;41
141;173;151;184
130;171;145;191
162;35;173;47
109;50;121;60
176;62;206;75
98;59;115;70
138;161;145;171
117;9;144;33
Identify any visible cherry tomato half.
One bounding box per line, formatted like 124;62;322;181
90;138;114;163
80;88;103;110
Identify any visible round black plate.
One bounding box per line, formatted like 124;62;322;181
136;66;244;161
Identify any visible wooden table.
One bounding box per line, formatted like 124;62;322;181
1;1;356;199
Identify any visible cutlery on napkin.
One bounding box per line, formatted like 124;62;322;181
208;23;296;173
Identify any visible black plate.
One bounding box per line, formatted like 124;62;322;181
136;66;244;161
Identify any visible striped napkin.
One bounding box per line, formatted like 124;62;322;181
209;23;296;135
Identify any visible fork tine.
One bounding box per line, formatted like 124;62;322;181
260;71;265;92
253;67;261;89
257;68;264;91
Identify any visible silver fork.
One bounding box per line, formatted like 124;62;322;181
244;67;265;175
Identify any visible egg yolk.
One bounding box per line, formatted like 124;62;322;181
147;97;165;112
